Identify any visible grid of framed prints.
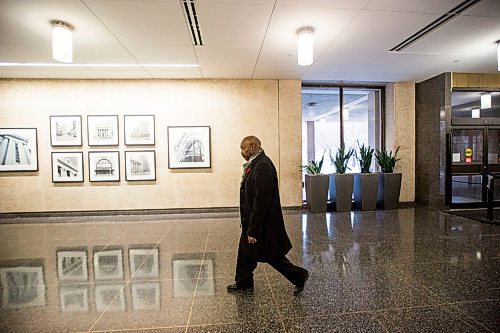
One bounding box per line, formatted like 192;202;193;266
167;126;211;169
0;128;39;172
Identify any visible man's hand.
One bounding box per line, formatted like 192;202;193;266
248;236;257;244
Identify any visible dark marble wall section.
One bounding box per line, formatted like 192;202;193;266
415;73;451;208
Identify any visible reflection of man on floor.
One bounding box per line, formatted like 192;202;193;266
227;136;309;295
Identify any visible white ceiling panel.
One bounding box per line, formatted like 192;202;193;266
277;0;370;9
146;68;202;79
331;10;441;52
356;52;435;74
365;0;463;14
252;70;304;79
0;0;498;82
83;0;192;47
196;2;274;47
405;15;500;55
196;47;260;71
464;0;500;17
202;70;254;79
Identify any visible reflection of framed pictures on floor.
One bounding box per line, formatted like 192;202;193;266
168;126;211;169
131;282;160;310
0;266;46;308
51;152;84;183
59;285;89;312
95;284;125;312
172;259;214;297
88;151;120;182
129;248;159;279
94;249;124;281
50;115;82;147
57;250;88;281
0;128;38;172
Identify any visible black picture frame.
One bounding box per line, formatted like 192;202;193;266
124;115;155;146
88;151;120;182
0;128;38;172
125;150;156;181
167;126;211;169
87;115;119;146
50;115;82;147
51;151;84;183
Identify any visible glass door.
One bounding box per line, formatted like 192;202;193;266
449;127;500;205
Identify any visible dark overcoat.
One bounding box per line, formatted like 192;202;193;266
239;153;292;262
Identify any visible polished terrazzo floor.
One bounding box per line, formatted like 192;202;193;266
0;206;498;333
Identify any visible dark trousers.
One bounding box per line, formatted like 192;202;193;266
235;241;306;287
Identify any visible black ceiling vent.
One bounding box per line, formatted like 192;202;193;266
390;0;483;52
181;0;204;46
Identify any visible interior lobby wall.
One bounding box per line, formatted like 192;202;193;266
385;82;416;203
0;79;303;213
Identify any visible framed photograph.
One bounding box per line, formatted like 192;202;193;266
87;115;119;146
57;250;88;281
167;126;211;169
125;150;156;181
88;151;120;182
124;115;155;145
50;115;82;146
0;128;38;172
51;152;84;183
0;266;46;308
59;285;89;312
95;284;125;312
131;282;160;310
94;249;124;281
129;248;159;279
172;259;214;297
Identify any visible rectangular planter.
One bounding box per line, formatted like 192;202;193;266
353;173;379;211
329;173;353;212
377;173;402;210
305;174;329;213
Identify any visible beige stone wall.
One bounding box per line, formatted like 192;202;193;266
0;79;302;212
385;82;416;202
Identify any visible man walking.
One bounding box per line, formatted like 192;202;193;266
227;135;309;295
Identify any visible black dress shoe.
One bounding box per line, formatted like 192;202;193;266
293;270;309;296
227;284;254;293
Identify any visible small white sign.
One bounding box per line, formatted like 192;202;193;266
452;153;460;163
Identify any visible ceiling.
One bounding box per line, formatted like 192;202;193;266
0;0;499;82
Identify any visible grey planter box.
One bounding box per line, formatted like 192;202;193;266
353;173;379;211
305;174;329;213
377;173;402;210
329;173;353;212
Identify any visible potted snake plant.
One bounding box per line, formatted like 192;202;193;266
353;141;379;211
375;146;402;210
329;145;354;212
301;155;329;213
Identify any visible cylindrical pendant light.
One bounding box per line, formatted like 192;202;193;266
297;27;314;66
51;21;73;63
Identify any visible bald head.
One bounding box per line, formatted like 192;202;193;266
240;135;262;161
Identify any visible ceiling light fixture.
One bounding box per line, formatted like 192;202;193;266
481;93;491;109
471;108;480;119
297;27;314;66
0;63;200;68
51;20;73;63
